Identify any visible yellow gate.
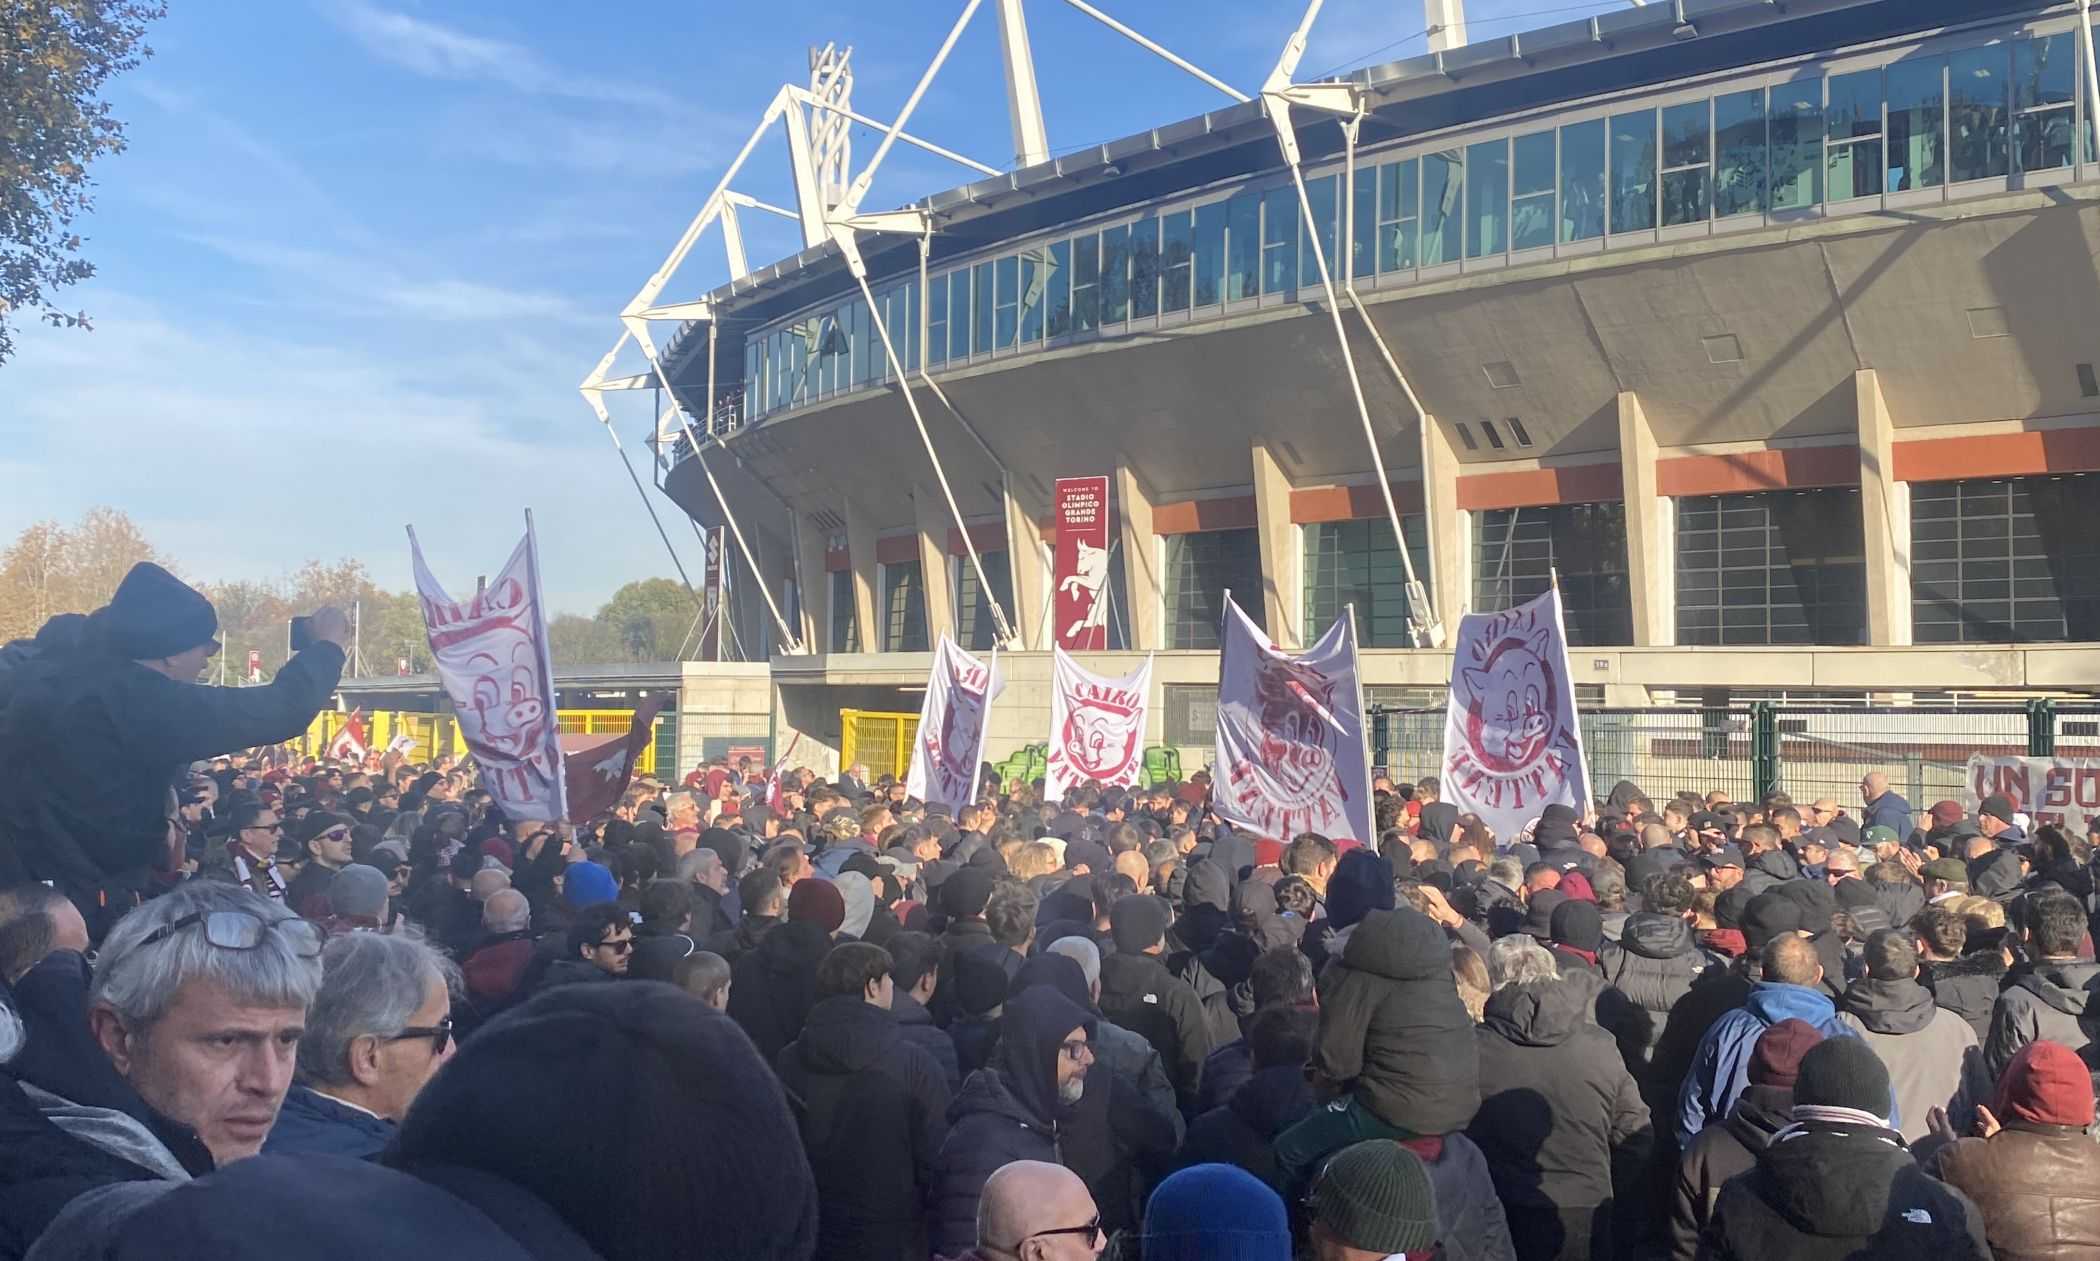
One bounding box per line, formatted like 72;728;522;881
840;709;919;781
292;708;656;775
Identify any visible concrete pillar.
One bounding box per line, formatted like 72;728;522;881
1418;414;1466;636
1251;442;1301;649
1115;464;1162;651
795;521;828;653
843;499;879;653
1617;391;1671;647
914;488;956;644
1857;368;1912;646
1004;481;1050;649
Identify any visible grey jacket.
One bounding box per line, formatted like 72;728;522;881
1837;977;1978;1144
1983;960;2100;1083
18;1083;190;1261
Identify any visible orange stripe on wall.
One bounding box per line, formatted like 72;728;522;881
825;546;849;573
1455;463;1623;511
1655;446;1859;497
1894;429;2100;482
1152;495;1258;535
1289;482;1429;523
875;535;918;565
946;522;1008;556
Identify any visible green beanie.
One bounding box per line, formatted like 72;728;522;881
1310;1140;1439;1256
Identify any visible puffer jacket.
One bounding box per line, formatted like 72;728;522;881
1669;1083;1791;1261
1173;1065;1315;1191
1971;849;2026;903
1920;952;2008;1047
1837;975;1977;1143
1312;907;1481;1137
1602;913;1719;1082
1739;847;1801;895
1984;960;2100;1082
1934;1123;2100;1261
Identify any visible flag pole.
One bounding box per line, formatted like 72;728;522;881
1346;601;1374;835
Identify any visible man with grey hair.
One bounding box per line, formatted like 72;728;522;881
10;882;322;1256
265;933;457;1158
460;888;535;1015
678;846;735;940
1487;934;1562;990
1045;935;1181;1142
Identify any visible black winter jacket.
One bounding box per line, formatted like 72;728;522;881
1470;977;1652;1213
1603;913;1720;1085
1173;1064;1316;1192
1698;1121;1990;1261
1096;950;1213;1112
1984;959;2100;1082
1313;907;1481;1137
1059;1060;1179;1240
725;917;832;1063
891;992;961;1094
1919;952;2006;1047
774;995;950;1261
1669;1084;1790;1261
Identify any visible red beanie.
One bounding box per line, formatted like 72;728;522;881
786;878;846;934
1996;1040;2096;1128
1748;1018;1824;1088
1557;871;1596;903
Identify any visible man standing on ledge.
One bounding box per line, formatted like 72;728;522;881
0;563;347;937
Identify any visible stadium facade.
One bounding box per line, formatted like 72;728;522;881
581;0;2100;776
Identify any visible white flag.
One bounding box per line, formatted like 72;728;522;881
1214;597;1374;844
906;636;1002;812
409;520;568;822
1044;648;1152;804
1440;587;1592;842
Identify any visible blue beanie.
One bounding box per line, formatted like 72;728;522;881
1326;849;1397;931
562;861;619;910
1142;1164;1291;1261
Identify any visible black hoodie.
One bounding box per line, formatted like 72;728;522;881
725;917;832;1062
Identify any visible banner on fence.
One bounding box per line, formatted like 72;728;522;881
1053;476;1112;651
1964;755;2100;830
1044;648;1152;803
906;635;1002;812
1214;596;1374;843
1440;587;1592;843
410;517;568;822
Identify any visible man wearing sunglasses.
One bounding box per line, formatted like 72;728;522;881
961;1160;1105;1261
537;903;634;993
281;812;356;918
266;933;456;1159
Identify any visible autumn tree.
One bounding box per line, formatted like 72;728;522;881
597;578;702;663
0;506;163;641
1;1;167;365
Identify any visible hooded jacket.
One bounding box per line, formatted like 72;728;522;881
1011;954;1180;1144
1669;1083;1792;1261
1470;978;1651;1214
928;988;1094;1258
1862;790;1915;839
1312;907;1481;1138
1740;847;1802;895
1701;1120;1989;1261
1969;849;2025;903
1096;949;1212;1113
1983;960;2100;1082
1837;976;1977;1143
725;917;833;1063
1677;982;1859;1149
1602;913;1719;1081
773;994;950;1261
1920;952;2008;1046
1172;1064;1316;1191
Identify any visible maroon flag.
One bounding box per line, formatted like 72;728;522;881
1053;477;1112;651
562;697;669;824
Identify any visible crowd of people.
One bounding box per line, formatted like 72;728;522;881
1;564;2098;1260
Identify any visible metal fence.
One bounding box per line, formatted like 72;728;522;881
1371;701;2068;806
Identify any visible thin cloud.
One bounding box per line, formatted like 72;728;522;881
330;1;677;111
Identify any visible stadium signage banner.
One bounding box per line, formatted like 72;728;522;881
906;635;1002;812
700;526;725;661
1440;587;1592;843
1044;648;1152;803
1964;755;2100;830
1053;476;1112;651
409;519;568;821
1214;597;1374;844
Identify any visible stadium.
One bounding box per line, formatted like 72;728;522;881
555;0;2100;788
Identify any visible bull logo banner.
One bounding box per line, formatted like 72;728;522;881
1214;596;1374;844
1045;648;1152;804
409;516;568;822
1053;476;1111;651
700;526;725;662
1440;587;1591;842
906;635;1003;812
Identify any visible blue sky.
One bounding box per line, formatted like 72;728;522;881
1;0;1629;614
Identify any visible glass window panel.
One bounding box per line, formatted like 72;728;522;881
1100;224;1129;323
972;261;994;354
1302;518;1430;648
1950;46;2011;182
927;276;948;367
2016;32;2077;110
1513;192;1554;251
1514;130;1556;196
906;279;920;373
1663;100;1711;169
1019;250;1044;344
1161;210;1192;313
1610;109;1658;232
1072;234;1100;332
1559;119;1606;241
1769;81;1824;209
1421;150;1463;264
1164;529;1263;649
1301;174;1339;279
1673;489;1867;645
1194;202;1226;305
948;270;972;360
1379;159;1420;271
1262;186;1298;292
1661;168;1710;225
1466;138;1508;258
887;288;911;377
994;256;1018;350
955;549;1013;653
1473;503;1633;646
1887;58;1946;191
1227;191;1260;300
1828;136;1884;200
1129;216;1159;319
1827;69;1883;141
1351;166;1378;278
1714;89;1768;217
883;560;928;653
830;569;859;653
1047;241;1072;337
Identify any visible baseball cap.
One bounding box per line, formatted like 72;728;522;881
1698;843;1745;870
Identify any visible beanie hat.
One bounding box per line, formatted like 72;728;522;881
953;941;1015;1017
786;878;846;934
1713;886;1753;930
1142;1163;1292;1261
1793;1036;1891;1117
1064;837;1113;877
90;562;219;660
1109;894;1172;953
326;864;390;919
1520;888;1567;941
388;983;816;1261
1928;800;1966;827
479;838;515;869
1979;794;2017;825
1309;1140;1440;1257
1326;850;1397;931
1748;1018;1824;1088
293;811;355;850
1741;890;1804;953
1556;871;1596;904
1995;1039;2096;1128
940;866;995;919
1549;899;1604;953
1861;824;1900;848
1833;877;1880;911
700;827;747;875
561;861;619;910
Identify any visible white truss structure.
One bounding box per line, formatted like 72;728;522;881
582;0;1484;653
